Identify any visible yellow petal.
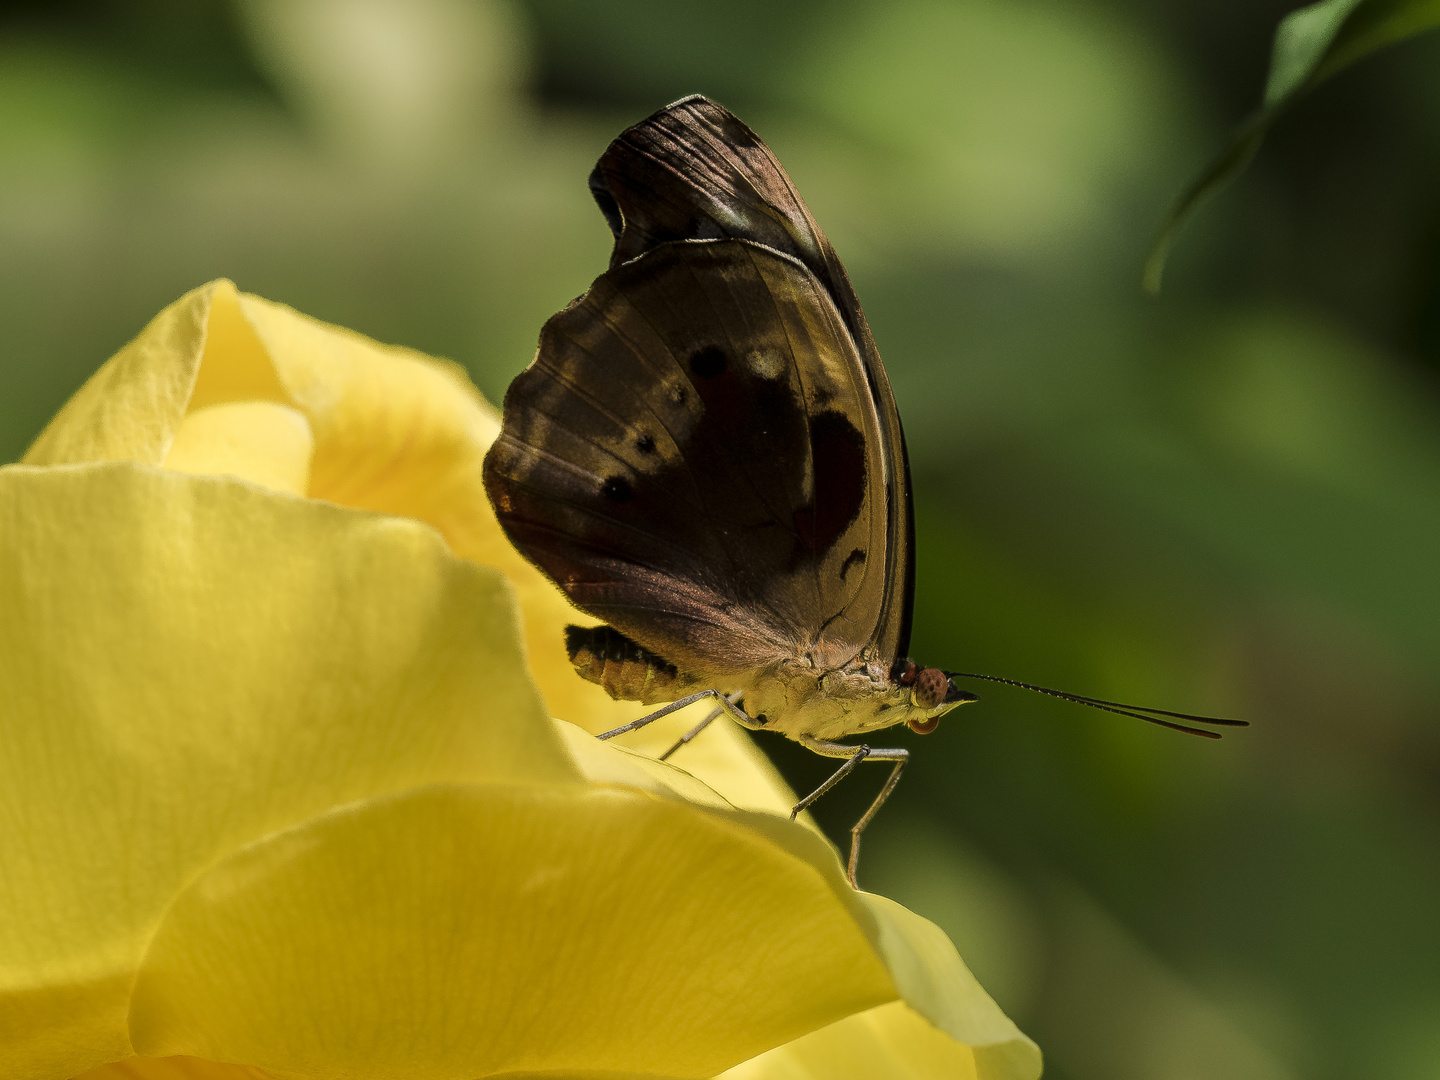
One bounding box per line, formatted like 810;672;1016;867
76;1058;271;1080
854;895;1041;1079
563;702;815;821
717;1001;979;1080
15;287;1039;1079
21;279;288;471
22;283;216;467
186;282;287;412
555;717;741;813
0;463;574;1080
128;784;896;1080
24;282;805;817
559;725;1040;1080
162;403;313;496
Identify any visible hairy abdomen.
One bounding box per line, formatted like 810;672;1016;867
564;624;701;704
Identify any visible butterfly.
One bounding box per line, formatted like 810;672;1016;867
482;95;1245;886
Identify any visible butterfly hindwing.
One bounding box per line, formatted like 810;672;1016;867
484;237;890;682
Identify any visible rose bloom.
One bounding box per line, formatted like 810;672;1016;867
0;281;1041;1080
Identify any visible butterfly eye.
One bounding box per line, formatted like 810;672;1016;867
907;715;941;735
601;477;632;503
912;667;948;710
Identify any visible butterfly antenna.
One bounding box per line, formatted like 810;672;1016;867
944;671;1249;739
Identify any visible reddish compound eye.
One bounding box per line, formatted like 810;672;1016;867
912;667;948;709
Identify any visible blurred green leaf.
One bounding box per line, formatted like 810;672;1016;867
1144;0;1440;294
783;0;1194;272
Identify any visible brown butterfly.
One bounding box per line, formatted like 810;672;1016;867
483;95;1245;886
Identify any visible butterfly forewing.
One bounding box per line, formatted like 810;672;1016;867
592;97;828;274
588;95;915;663
485;237;891;683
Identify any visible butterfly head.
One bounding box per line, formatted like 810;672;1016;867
891;658;978;735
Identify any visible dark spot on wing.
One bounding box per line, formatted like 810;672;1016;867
491;239;879;636
687;217;725;241
840;548;866;580
690;346;727;378
792;410;867;557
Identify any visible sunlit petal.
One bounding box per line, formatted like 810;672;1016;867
0;462;572;1079
162;402;313;495
128;784;895;1079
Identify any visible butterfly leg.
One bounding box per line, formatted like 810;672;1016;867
659;691;744;760
795;736;909;888
596;689;760;741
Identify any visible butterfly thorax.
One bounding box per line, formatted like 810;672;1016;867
741;654;971;742
739;656;907;741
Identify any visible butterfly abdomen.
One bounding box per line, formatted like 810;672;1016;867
564;624;701;705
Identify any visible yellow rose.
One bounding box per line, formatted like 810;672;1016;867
0;280;1041;1080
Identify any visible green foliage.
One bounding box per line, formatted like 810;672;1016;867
1145;0;1440;293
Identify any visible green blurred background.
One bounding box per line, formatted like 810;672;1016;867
3;1;1438;1076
